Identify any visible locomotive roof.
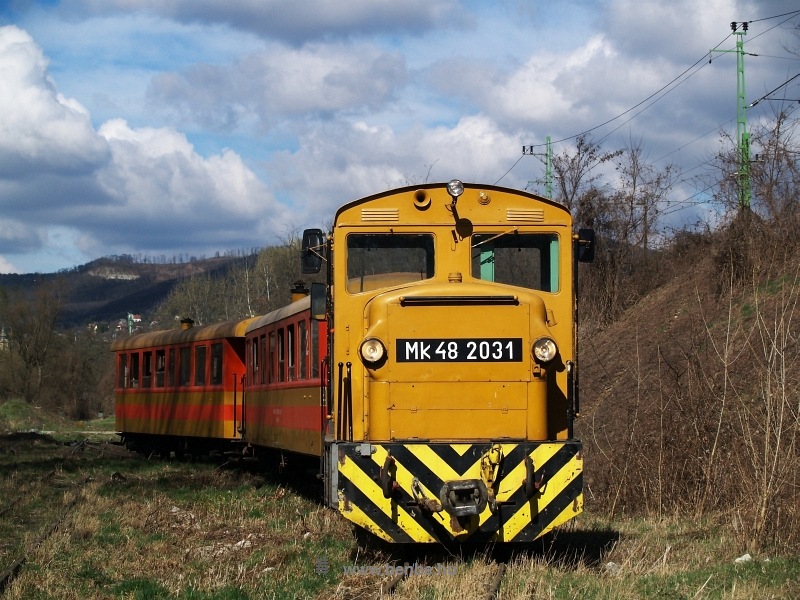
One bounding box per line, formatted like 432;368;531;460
334;181;572;224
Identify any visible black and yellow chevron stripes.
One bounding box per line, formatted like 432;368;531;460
336;441;582;543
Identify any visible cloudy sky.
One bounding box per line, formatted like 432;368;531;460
0;1;798;274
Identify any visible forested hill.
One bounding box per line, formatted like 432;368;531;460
0;254;251;327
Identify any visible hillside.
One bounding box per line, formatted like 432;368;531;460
577;219;800;551
0;254;253;327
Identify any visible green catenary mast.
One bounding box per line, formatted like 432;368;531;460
713;22;751;209
733;22;751;209
523;135;553;199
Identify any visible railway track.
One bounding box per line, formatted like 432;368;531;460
344;559;507;599
0;476;90;594
0;435;131;595
485;562;506;599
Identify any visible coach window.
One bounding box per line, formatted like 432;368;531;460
250;339;258;384
155;350;165;387
269;331;276;383
118;354;128;388
259;335;267;384
167;348;175;387
141;351;152;388
347;234;435;293
130;353;140;388
195;345;207;386
299;320;308;380
471;232;559;293
287;324;296;381
211;343;223;385
278;329;285;382
180;347;191;386
311;323;319;378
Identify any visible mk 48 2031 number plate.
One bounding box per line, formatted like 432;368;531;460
396;338;523;362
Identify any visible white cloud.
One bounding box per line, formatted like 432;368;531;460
0;25;291;268
95;118;285;229
0;255;20;274
268;114;524;223
490;35;616;126
0;26;108;178
603;0;740;58
0;217;44;254
147;42;408;131
58;0;463;44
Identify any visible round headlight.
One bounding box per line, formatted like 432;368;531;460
360;338;386;366
532;337;558;363
447;179;464;199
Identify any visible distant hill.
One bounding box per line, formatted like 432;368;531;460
0;254;253;328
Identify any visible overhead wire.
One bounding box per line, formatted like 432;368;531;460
496;8;800;218
514;32;735;154
494;31;736;184
749;73;800;107
596;56;713;146
662;11;800;200
493;154;525;185
507;8;799;157
653;118;735;165
747;9;800;24
652;11;800;219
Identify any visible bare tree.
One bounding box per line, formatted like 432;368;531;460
551;134;621;226
0;281;63;402
711;108;800;290
610;138;675;254
749;108;800;223
254;232;304;314
561;137;674;322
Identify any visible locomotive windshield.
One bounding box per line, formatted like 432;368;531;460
471;232;559;292
347;233;435;293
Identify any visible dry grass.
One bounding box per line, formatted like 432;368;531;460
4;459;356;599
2;432;799;599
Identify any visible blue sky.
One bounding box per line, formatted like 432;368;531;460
0;0;797;273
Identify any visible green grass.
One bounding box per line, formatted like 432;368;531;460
636;557;800;598
740;303;755;318
0;398;118;443
181;587;252;600
111;578;172;599
0;398;66;431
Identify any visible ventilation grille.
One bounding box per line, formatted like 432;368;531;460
507;208;545;222
361;208;400;222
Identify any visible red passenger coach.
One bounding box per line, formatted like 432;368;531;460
242;295;328;457
112;318;255;454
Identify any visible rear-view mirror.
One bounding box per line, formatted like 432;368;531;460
301;229;325;274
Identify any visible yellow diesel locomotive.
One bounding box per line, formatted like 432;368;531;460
302;180;594;543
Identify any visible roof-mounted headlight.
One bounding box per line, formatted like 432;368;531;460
360;337;387;367
532;337;558;363
447;179;464;200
